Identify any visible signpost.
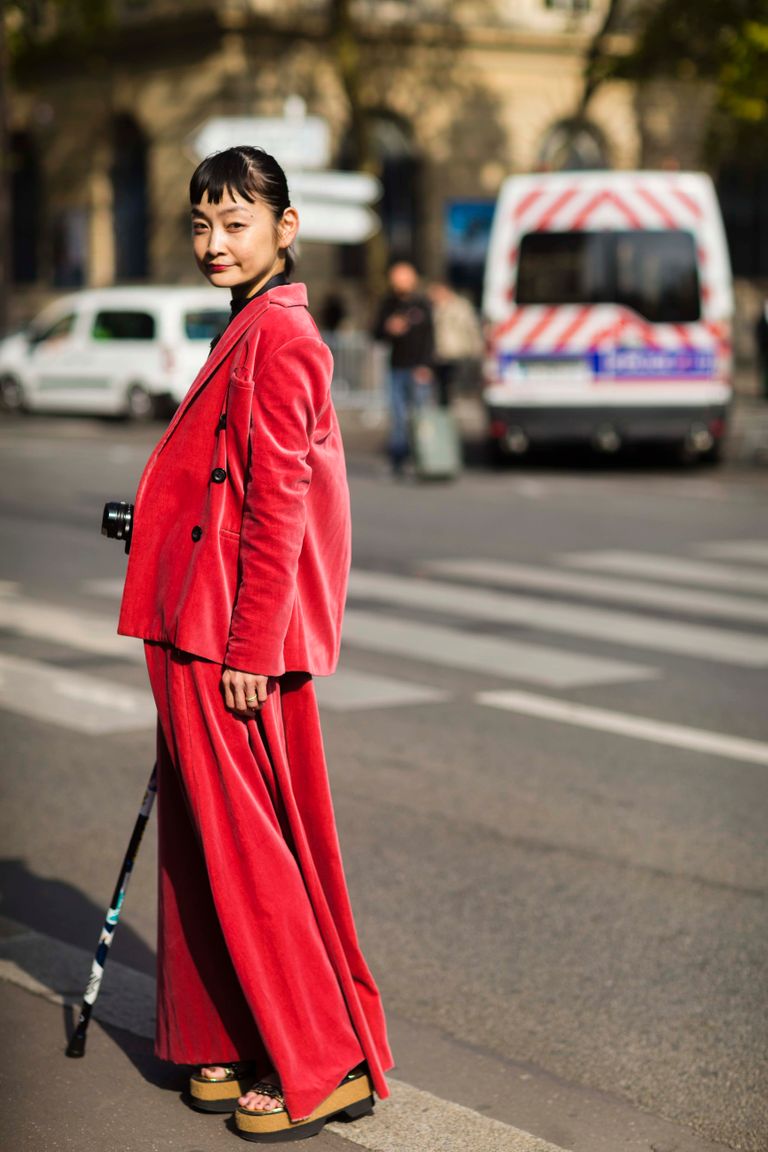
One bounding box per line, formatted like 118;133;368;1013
188;100;382;245
189;115;331;171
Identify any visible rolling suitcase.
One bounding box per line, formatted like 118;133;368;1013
410;405;462;480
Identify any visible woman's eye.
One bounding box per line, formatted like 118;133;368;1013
227;223;245;231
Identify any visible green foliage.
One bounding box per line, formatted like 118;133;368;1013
5;0;115;69
717;19;768;122
624;0;768;81
599;0;768;163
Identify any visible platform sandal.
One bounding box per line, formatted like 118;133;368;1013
234;1063;374;1143
188;1063;259;1112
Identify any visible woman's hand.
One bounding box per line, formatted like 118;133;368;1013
222;668;270;713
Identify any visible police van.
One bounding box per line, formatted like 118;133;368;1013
482;171;733;462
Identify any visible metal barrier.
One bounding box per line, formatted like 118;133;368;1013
322;331;388;411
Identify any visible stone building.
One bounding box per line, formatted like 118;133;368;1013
8;0;645;324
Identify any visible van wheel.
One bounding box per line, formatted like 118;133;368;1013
125;383;156;421
0;374;25;413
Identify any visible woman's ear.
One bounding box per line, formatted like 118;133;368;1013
278;207;300;250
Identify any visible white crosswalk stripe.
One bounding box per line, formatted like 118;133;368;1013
0;590;144;662
0;537;766;735
561;550;768;594
698;540;768;565
343;608;657;688
348;569;768;667
0;653;156;734
316;669;449;711
477;689;768;768
424;558;768;624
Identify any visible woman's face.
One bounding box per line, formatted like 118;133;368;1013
191;189;298;298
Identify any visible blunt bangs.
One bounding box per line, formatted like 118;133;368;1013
189;147;290;217
190;149;257;206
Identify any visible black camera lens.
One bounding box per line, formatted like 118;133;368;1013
102;501;134;554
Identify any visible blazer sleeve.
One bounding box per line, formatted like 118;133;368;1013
224;334;332;675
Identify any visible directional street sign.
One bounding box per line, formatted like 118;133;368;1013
188;114;382;243
189;115;331;170
296;200;380;245
289;171;381;205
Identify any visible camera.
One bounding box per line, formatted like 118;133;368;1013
102;501;134;554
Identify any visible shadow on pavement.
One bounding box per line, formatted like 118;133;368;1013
0;857;156;976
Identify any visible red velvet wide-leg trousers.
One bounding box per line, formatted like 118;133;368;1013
144;643;392;1121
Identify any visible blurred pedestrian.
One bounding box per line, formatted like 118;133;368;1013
320;289;347;332
428;279;484;407
373;260;434;474
117;146;392;1142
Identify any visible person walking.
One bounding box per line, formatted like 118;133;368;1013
117;146;392;1143
428;280;484;408
373;260;435;474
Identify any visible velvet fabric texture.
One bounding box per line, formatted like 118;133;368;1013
146;644;392;1121
118;283;351;677
116;283;392;1120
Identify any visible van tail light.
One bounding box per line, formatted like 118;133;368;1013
161;345;176;375
489;419;507;440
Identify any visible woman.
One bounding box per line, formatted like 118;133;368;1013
117;146;393;1143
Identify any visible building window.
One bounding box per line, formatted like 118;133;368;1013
11;132;41;284
111;115;149;281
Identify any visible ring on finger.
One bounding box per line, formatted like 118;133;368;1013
245;693;259;704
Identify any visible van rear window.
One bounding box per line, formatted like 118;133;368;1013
516;230;700;323
184;310;229;341
93;311;156;340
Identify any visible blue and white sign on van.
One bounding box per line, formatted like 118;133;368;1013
593;348;716;379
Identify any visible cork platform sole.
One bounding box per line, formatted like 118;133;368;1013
188;1065;257;1113
234;1067;374;1143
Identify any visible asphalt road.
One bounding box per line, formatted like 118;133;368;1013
1;412;767;1152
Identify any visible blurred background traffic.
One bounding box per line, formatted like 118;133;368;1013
2;0;768;465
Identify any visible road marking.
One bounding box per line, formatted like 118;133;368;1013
82;578;125;599
424;558;768;624
0;918;571;1152
0;653;156;733
0;590;144;662
348;570;768;667
343;609;658;689
698;540;768;566
316;669;449;711
561;551;768;595
476;690;768;767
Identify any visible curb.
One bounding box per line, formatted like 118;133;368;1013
0;917;571;1152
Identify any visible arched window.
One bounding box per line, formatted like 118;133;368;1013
11;132;41;284
111;114;149;280
537;119;609;171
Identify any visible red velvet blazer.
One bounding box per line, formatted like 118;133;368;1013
117;283;351;678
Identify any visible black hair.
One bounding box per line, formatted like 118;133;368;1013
190;146;295;275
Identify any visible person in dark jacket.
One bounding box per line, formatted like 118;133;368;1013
373;261;434;473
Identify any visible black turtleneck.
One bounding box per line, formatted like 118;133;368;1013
210;272;290;350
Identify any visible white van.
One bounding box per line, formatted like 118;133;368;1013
482;171;734;461
0;286;230;418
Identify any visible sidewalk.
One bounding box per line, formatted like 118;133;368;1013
0;916;568;1152
0;916;734;1152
